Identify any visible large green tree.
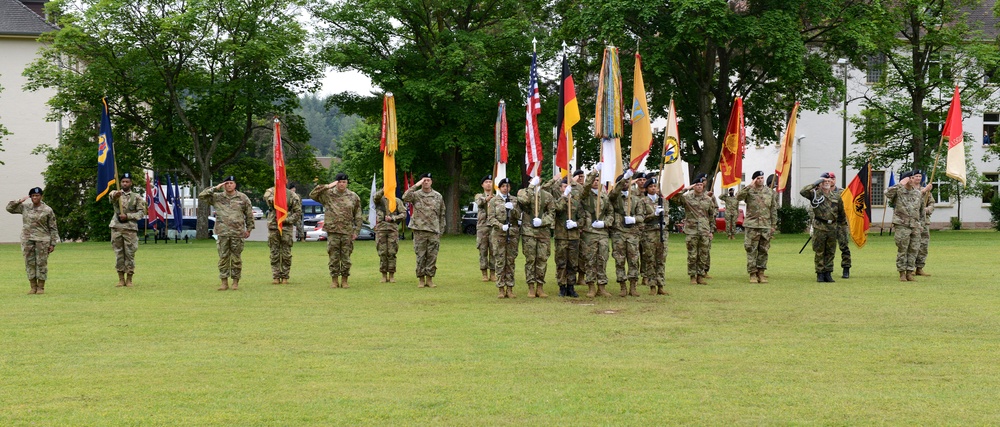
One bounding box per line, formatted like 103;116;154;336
24;0;322;239
312;0;543;233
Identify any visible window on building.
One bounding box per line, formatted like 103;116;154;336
931;178;951;205
867;54;886;83
871;170;886;206
927;53;954;84
983;173;999;204
984;113;999;145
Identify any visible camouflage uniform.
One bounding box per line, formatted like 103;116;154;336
7;199;58;281
310;185;363;278
403;183;446;278
373;189;406;274
109;189;147;274
681;190;715;280
916;196;934;271
545;179;584;290
609;178;647;292
474;191;495;273
516;183;555;294
263;187;302;281
800;182;844;277
833;188;852;271
736;185;777;277
721;193;739;238
885;184;924;275
639;194;668;290
489;192;521;290
581;171;614;292
198;188;254;279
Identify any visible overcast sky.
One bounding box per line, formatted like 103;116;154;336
320;69;378;96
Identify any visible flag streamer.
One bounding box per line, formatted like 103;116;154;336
595;46;623;185
495;100;508;189
382;93;399;210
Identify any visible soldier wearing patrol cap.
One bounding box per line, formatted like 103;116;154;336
403;172;446;288
801;172;845;282
474;175;496;282
7;187;59;294
736;170;777;283
311;172;363;288
109;172;148;287
199;175;254;290
681;173;715;284
824;172;853;279
489;177;521;298
885;169;932;281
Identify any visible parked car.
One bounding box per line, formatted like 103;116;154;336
252;206;264;220
715;207;745;232
303;214;323;233
305;223;376;241
302;199;324;221
462;210;478;235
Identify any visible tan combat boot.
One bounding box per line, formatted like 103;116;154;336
629;279;640;297
527;284;536;298
230;278;240;290
757;271;768;284
117;272;126;287
535;284;548;298
218;278;229;291
381;273;388;283
426;276;436;288
125;273;134;287
916;267;931;276
36;280;45;294
597;284;612;297
481;270;489;282
657;285;668;295
331;276;341;288
899;271;907;282
389;272;396;283
498;286;506;298
618;282;628;297
749;272;759;284
649;285;657;296
28;279;37;295
690;276;698;285
906;271;916;282
489;270;497;281
586;283;597;298
696;275;708;285
506;285;516;298
341;276;350;288
418;276;426;288
272;278;280;285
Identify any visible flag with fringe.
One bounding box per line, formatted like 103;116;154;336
841;162;872;247
660;99;687;200
718;97;745;188
273;118;288;234
595;46;623;185
942;86;965;185
630;52;652;170
495;100;508;189
774;102;799;193
381;93;399;210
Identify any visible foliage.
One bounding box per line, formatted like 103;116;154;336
990;196;1000;231
296;94;361;156
777;205;810;234
950;216;962;230
23;0;323;239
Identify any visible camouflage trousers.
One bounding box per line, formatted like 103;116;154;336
216;236;245;279
327;233;355;277
476;226;494;271
640;231;666;287
491;228;519;288
894;225;920;272
725;213;738;237
812;224;837;274
554;238;581;285
685;234;711;277
268;228;294;279
111;228;138;274
412;230;440;278
21;240;51;280
744;228;771;273
521;234;550;285
376;231;399;273
916;225;930;268
836;224;852;268
582;232;610;285
611;231;641;283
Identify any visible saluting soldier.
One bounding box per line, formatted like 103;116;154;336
263;183;302;284
581;166;614;297
516;176;555;298
373;185;406;283
545;176;583;297
489;178;521;298
8;187;58;294
474;175;496;282
827;174;852;279
198;176;254;290
403;173;446;288
681;174;715;285
721;188;739;239
310;173;363;288
800;172;845;283
885;170;932;282
609;170;647;297
639;178;669;295
109;173;147;287
736;171;778;283
915;188;935;276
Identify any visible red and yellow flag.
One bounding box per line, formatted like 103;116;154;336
273;118;288;234
381;93;398;211
555;56;580;176
718;97;744;189
774;102;799;193
629;52;652;170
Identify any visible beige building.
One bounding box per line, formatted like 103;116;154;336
1;0;60;243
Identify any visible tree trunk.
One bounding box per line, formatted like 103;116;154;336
195;171;213;239
442;146;462;234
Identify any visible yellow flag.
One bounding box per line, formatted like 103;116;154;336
629;53;652;170
381;93;398;211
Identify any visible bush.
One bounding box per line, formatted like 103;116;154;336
950;216;962;230
990;196;1000;231
777;206;810;234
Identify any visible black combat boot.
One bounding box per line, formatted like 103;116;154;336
817;273;824;283
558;285;567;297
567;285;579;298
824;272;836;283
842;268;850;279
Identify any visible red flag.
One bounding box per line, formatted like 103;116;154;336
942;86;966;185
525;52;542;177
273;118;288;234
718;97;745;189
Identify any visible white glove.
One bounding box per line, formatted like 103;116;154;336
502;224;510;231
654;206;664;215
562;186;572;197
592;220;605;229
530;176;540;187
595;162;603;172
532;218;542;227
625;216;635;225
504;202;514;210
621;191;628;197
518;220;522;226
566;220;577;229
623;169;634;179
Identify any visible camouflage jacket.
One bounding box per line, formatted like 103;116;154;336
581;170;614;236
721;194;739;215
310;186;363;236
640;194;668;241
372;189;406;233
885;185;923;229
516;185;555;238
402;184;446;234
263;187;303;231
7;200;59;244
488;192;521;233
681;190;716;236
736;185;777;230
198;188;254;237
922;195;935;226
474;192;495;230
109;190;148;231
545;178;584;240
800;183;844;230
609;178;647;234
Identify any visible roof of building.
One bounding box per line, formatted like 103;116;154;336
967;2;1000;39
0;0;57;37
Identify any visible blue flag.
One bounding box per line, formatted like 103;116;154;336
173;174;183;234
166;174;176;230
888;170;896;187
96;98;117;201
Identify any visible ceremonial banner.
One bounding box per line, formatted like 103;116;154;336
774;102;799;193
96;97;118;201
525;52;543;177
942;86;966;185
495;101;508;189
273;118;288;233
555;55;580;176
841;162;872;247
718;97;744;189
595;46;623;185
381;93;399;210
629;52;652;170
660;99;687;200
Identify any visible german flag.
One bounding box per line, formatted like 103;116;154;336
555;55;579;176
841;162;872;247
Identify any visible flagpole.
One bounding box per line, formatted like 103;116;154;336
103;97;125;215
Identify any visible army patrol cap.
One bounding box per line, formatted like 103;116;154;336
573;169;584;177
29;187;43;195
223;175;236;183
121;172;133;180
481;175;493;184
334;172;349;182
752;170;764;179
692;173;707;184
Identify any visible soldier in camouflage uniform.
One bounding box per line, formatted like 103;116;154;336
373;186;406;283
736;171;777;283
800;172;845;283
681;174;715;284
489;178;521;298
264;183;302;284
474;175;496;282
885;170;932;282
109;173;147;287
826;174;853;279
310;173;363;288
721;188;739;239
639;179;669;295
571;169;588;289
545;176;583;297
581;167;615;297
609;170;647;297
198;176;254;290
7;187;59;294
403;173;446;288
517;176;555;298
915;190;935;276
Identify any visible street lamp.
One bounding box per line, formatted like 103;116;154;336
838;58;848;188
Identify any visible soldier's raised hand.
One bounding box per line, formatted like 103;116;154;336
18;196;28;203
562;186;572;197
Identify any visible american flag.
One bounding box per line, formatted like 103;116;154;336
525;51;542;177
151;174;171;221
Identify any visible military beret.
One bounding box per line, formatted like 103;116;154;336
692;173;707;184
560;177;568;185
420;173;432;180
28;187;43;195
644;172;657;180
287;182;296;189
766;174;775;187
752;170;764;179
497;178;511;187
573;169;585;177
911;169;924;176
223;175;236;182
121;172;133;180
643;178;657;189
616;173;625;182
900;171;913;179
481;175;493;184
820;172;835;179
334;172;349;181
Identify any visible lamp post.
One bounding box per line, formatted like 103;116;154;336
838;58;848;188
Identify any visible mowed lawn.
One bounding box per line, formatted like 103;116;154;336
2;231;1000;425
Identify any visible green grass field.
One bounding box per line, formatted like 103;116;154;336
3;231;999;425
